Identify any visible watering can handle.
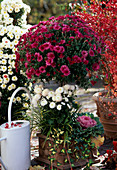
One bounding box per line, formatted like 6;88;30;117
8;87;32;128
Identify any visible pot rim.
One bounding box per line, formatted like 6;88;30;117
92;91;117;102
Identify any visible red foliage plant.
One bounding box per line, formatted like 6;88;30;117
76;0;117;97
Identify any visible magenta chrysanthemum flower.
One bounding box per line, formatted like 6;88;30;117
89;49;94;56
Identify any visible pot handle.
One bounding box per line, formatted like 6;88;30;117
0;137;7;170
8;87;32;128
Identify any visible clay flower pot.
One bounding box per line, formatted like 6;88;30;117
92;91;117;139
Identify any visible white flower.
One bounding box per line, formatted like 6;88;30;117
40;98;48;106
8;70;13;75
55;94;62;102
16;97;21;102
0;78;3;84
49;102;56;109
63;84;70;90
42;89;49;96
70;85;75;91
55;87;63;94
1;84;6;89
15;7;20;13
4;77;10;84
64;97;69;102
1;66;7;72
23;103;29;108
8;85;12;91
11;83;16;89
34;86;42;94
57;104;62;110
12;76;18;81
52;95;56;101
33;94;41;101
48;91;55;97
2;59;7;65
68;91;72;96
13;98;16;103
7;6;13;13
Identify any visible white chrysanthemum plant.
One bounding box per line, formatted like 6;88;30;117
0;0;31;26
32;84;79;111
0;0;32;123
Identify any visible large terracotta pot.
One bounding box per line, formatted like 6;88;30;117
36;133;97;170
92;91;117;139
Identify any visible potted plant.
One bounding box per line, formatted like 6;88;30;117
15;14;105;89
31;84;104;169
0;0;31;124
14;13;105;168
74;0;117;139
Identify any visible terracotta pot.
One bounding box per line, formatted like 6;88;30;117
92;91;117;139
36;133;97;170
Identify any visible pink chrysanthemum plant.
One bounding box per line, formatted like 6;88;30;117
15;14;105;88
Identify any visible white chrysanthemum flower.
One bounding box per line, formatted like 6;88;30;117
33;94;41;101
0;31;5;36
42;89;49;96
57;104;62;110
8;70;13;75
0;78;3;84
22;93;26;97
12;76;18;81
68;91;72;96
11;61;15;68
15;7;20;13
7;6;13;13
70;85;75;91
4;54;9;59
1;84;6;89
2;66;7;72
15;34;20;39
48;91;55;97
7;17;13;24
13;39;18;45
8;85;12;91
40;98;48;106
16;97;21;102
12;47;17;53
23;103;29;108
64;97;69;102
52;95;56;101
4;77;10;84
12;54;16;59
49;102;56;109
2;59;7;65
3;13;9;19
11;83;16;89
0;50;3;55
55;95;62;102
34;86;42;94
8;42;14;49
55;87;63;94
63;84;70;90
13;98;16;103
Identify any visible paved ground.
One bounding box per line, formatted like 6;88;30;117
30;80;114;169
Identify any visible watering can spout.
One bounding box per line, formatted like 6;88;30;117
8;87;32;128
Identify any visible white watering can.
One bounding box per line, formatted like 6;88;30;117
0;87;32;170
